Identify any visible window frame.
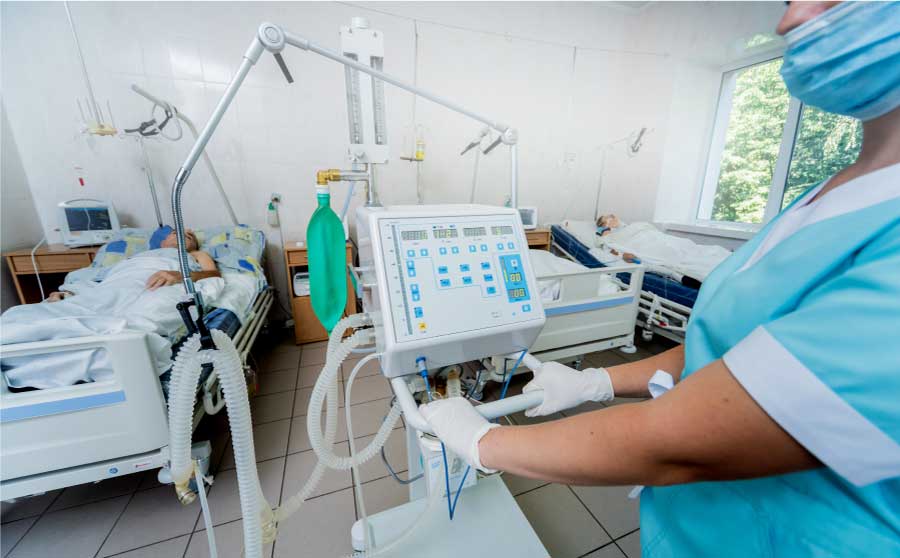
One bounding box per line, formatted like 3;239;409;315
697;46;807;228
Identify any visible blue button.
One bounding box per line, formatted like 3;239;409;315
439;247;448;255
420;249;428;257
414;307;423;318
410;284;419;294
497;243;504;250
507;242;515;249
480;244;488;252
460;264;470;272
452;247;460;254
440;279;451;287
462;276;473;285
510;258;519;269
407;268;416;278
412;292;420;302
438;266;448;274
484;274;494;282
481;262;491;270
407;250;415;258
406;260;415;269
523;304;531;312
487;286;496;295
468;245;477;253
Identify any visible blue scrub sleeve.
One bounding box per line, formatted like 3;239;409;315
723;222;900;486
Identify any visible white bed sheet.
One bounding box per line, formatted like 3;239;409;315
529;249;619;302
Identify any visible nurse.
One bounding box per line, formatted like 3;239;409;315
422;2;900;556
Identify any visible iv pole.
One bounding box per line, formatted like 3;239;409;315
168;22;519;302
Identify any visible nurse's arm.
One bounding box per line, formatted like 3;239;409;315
606;344;685;398
479;358;820;486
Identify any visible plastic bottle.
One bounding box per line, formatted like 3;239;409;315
306;184;347;333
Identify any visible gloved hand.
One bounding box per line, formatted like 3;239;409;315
419;398;501;473
523;361;614;417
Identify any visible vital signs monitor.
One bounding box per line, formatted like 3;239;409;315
58;199;121;247
356;205;546;377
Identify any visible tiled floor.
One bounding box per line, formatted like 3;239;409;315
1;332;673;558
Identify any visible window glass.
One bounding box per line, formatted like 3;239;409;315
710;59;790;223
781;106;862;209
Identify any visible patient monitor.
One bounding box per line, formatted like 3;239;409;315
58;199;121;246
356;204;546;377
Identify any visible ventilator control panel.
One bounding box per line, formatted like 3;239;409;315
356;205;546;377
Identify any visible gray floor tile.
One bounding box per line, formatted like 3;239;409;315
340;357;380;381
298;364;328;388
186;520;273;558
293;387;344;417
515;484;610;558
11;495;128;558
353;427;407;484
258;350;300;373
583;542;627;558
48;474;141;512
359;475;409;517
299;345;327;367
1;491;61;523
111;535;190;558
288;398;399;454
508;410;565;426
220;419;291;471
604;397;647;407
0;517;37;557
345;375;393;406
561;400;608;417
301;341;328;349
281;445;352;500
585;350;629;369
617;530;641;558
502;473;550;497
272;488;356;558
98;486;200;557
202;458;284;528
571;485;639;539
257;369;298;396
250;391;295;425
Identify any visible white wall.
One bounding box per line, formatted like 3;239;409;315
1;1;784;311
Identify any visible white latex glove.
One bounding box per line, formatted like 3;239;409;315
419;398;501;473
523;361;614;417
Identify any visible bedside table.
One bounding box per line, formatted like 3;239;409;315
284;241;357;344
525;228;552;250
3;244;99;305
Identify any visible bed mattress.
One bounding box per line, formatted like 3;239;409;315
551;224;699;307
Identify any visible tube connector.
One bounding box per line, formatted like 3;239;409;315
175;481;197;505
317;169;342;185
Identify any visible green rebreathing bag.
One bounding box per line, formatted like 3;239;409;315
306;185;347;333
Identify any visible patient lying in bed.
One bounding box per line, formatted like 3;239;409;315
592;214;731;287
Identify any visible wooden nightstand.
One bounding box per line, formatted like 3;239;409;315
525;228;552;250
284;241;357;344
3;244;100;305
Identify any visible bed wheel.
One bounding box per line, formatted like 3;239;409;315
620;344;638;354
642;328;654;342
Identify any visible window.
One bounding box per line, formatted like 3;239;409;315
698;56;862;226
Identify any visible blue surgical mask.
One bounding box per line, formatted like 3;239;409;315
780;1;900;121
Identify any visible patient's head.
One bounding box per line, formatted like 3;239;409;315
162;229;198;252
596;214;622;234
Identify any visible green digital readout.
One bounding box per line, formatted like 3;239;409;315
508;288;526;299
433;228;458;239
463;227;486;237
508;272;522;283
401;230;428;241
491;225;513;235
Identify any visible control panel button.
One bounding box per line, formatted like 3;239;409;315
487;286;497;295
496;243;504;250
522;304;532;312
412;292;421;302
407;268;416;278
418;322;427;332
439;279;451;287
407;250;415;258
480;244;488;252
438;266;448;274
468;245;477;253
462;276;473;285
459;264;470;272
414;307;424;318
452;247;460;254
439;247;448;255
484;274;494;282
507;242;515;249
481;262;491;270
420;249;428;257
410;284;419;294
406;260;415;269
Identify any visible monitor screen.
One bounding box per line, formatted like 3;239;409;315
65;207;113;232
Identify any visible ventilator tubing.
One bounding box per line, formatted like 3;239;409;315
168;330;274;558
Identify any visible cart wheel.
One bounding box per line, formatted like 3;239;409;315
620;344;638;354
642;329;654;342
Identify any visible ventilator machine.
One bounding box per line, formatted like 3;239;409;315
163;17;553;558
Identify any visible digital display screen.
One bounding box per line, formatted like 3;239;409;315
65;207;112;232
508;288;526;299
491;225;513;236
401;230;429;241
433;228;458;239
508;272;522;283
463;227;486;237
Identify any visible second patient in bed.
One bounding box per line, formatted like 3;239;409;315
47;229;220;301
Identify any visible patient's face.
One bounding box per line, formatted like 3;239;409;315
599;215;621;229
162;230;198;252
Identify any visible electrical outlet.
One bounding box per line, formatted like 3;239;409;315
270;193;283;204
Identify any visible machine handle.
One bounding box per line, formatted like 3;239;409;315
390;351;545;435
273;53;294;83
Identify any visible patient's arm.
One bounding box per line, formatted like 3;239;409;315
606;345;685;398
145;251;220;290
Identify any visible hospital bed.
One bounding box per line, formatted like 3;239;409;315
551;222;695;343
0;227;273;500
526;249;643;365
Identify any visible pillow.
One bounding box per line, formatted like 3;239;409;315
193;225;267;289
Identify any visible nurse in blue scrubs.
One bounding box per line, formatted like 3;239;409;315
422;2;900;556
